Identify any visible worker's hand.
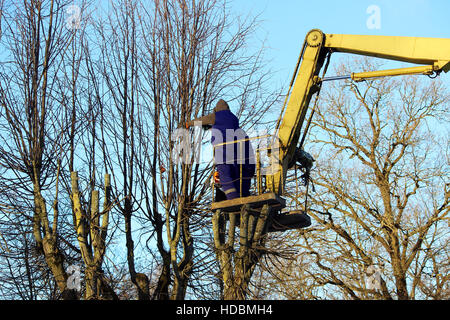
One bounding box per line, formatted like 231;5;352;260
179;120;210;130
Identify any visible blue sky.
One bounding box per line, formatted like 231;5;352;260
231;0;450;83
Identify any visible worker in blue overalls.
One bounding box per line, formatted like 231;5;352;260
186;99;255;200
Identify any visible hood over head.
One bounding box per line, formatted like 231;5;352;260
214;99;230;112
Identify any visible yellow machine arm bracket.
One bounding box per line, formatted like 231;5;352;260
351;65;434;82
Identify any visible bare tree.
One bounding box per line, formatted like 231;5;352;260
98;0;149;300
0;0;118;300
269;58;449;300
0;0;278;300
0;0;4;39
0;0;87;299
135;0;277;300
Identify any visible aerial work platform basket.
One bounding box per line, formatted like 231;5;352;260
210;134;312;232
211;191;311;232
211;192;285;212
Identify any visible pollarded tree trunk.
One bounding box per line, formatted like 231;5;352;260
212;204;272;300
70;172;114;299
32;182;78;299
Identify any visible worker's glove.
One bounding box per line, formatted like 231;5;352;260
176;121;190;130
213;171;220;184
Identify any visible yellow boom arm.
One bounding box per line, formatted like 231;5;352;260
267;29;450;195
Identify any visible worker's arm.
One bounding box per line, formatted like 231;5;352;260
186;112;215;128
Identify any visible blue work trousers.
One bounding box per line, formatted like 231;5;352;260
216;163;255;200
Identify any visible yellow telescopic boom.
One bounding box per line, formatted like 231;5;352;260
266;29;450;195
